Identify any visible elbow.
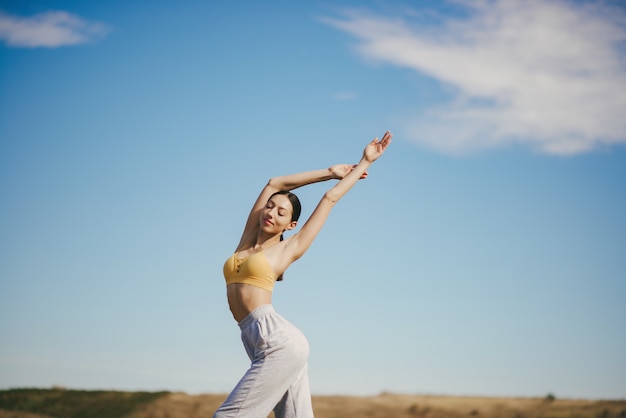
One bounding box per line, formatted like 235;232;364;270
268;176;296;192
323;190;340;205
267;177;285;191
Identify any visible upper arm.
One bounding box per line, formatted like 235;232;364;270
285;192;337;261
236;180;280;250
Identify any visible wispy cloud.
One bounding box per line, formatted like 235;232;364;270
0;10;110;48
323;0;626;155
333;91;358;101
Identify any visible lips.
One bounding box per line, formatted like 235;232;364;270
263;218;274;226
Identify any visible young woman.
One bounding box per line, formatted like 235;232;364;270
214;131;392;418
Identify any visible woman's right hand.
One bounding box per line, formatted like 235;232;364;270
330;164;368;180
363;131;392;163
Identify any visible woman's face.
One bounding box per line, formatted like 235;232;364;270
260;194;296;235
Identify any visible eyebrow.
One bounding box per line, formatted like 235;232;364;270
268;199;290;213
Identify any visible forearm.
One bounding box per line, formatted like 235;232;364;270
268;168;335;191
325;158;371;203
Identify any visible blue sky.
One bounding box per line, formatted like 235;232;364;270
1;0;625;400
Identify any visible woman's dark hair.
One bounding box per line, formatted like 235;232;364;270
269;191;301;281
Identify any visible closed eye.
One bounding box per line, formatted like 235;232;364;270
267;198;290;217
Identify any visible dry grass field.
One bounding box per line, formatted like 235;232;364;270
2;391;625;418
131;392;626;418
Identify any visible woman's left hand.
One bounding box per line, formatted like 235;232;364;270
330;164;368;180
363;131;392;163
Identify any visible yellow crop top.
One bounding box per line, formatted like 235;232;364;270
223;251;278;292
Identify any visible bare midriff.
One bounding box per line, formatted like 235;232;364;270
227;283;273;323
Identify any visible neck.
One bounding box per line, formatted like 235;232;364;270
252;232;281;250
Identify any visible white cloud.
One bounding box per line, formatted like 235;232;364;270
0;10;110;48
323;0;626;155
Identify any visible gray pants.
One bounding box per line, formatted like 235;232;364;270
214;305;314;418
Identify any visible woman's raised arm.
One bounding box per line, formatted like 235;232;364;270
284;131;392;260
237;168;340;250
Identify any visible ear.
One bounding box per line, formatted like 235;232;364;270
285;221;297;231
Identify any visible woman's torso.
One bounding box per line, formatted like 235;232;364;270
224;245;285;322
226;283;272;322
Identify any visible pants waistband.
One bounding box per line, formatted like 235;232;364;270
238;304;274;330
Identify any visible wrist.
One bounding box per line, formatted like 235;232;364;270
327;166;339;180
359;157;373;167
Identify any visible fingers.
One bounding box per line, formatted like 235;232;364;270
381;131;393;147
373;131;392;144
